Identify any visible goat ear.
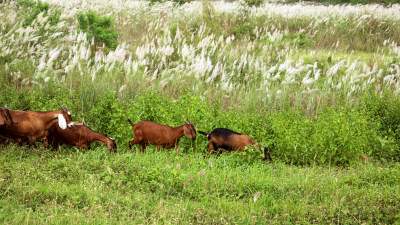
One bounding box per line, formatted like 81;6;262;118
58;114;67;129
59;105;69;113
4;104;8;109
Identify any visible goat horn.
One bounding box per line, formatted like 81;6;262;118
186;118;192;124
61;105;69;112
183;120;189;124
4;104;8;109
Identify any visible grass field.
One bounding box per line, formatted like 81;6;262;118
1;146;399;224
1;0;400;223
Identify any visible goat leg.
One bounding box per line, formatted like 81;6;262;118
128;140;134;150
140;143;147;152
28;136;37;148
174;145;181;155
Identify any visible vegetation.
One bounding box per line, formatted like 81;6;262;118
77;10;119;51
1;0;400;222
0;147;399;224
286;0;400;5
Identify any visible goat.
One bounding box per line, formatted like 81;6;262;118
0;105;74;147
198;128;272;161
127;119;196;154
47;120;117;153
0;106;16;128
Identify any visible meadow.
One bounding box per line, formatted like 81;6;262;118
1;0;400;223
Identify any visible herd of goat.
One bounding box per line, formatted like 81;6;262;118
0;105;272;161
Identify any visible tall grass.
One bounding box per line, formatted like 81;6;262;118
1;0;400;114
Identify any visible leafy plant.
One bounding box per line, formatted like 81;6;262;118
242;0;264;7
77;10;119;51
228;146;266;165
17;0;61;28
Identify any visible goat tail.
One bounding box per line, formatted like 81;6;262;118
127;119;135;127
198;131;209;137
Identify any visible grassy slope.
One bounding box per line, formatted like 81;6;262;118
1;145;399;224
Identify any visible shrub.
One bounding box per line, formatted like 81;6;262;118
269;107;392;165
242;0;264;7
77;10;119;51
18;0;61;28
361;94;400;161
269;110;314;165
311;109;371;165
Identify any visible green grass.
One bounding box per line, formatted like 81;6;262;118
0;145;399;224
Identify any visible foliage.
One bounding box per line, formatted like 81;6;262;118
1;75;399;165
311;109;374;165
242;0;264;7
2;0;400;165
77;10;119;51
18;0;61;28
227;146;266;165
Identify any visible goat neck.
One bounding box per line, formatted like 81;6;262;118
170;125;186;141
88;129;115;150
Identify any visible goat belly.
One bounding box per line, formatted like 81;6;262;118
219;145;234;152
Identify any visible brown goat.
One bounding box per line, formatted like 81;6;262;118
127;119;196;154
199;128;272;161
47;121;117;153
0;105;74;146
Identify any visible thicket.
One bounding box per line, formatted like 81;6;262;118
77;10;119;51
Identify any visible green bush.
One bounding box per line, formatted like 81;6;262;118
311;109;371;165
361;94;400;160
242;0;264;7
18;0;61;28
268;108;395;165
77;10;119;51
269;110;314;164
233;23;251;39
